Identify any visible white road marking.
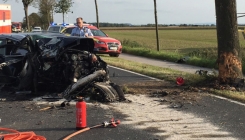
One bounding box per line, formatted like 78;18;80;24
109;65;161;81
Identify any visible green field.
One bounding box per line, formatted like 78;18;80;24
102;28;245;71
104;29;245;51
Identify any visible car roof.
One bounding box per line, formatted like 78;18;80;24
83;24;98;29
0;32;65;40
64;24;98;30
49;22;98;28
65;25;76;28
48;25;64;27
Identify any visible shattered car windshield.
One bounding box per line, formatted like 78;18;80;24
45;37;62;45
27;34;63;47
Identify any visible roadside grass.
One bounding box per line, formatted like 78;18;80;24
104;29;245;73
210;89;245;103
101;55;245;103
99;28;245;102
122;46;217;68
101;55;207;85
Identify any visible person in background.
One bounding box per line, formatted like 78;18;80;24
71;17;93;38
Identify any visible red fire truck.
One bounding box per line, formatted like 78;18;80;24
11;22;22;32
0;4;11;33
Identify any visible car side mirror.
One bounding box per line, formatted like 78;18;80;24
106;34;109;37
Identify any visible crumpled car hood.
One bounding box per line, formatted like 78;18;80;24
56;37;95;52
0;33;95;53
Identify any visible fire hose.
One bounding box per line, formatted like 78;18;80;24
0;127;46;140
63;118;120;140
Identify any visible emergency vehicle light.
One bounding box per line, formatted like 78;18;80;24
50;22;57;26
50;22;75;26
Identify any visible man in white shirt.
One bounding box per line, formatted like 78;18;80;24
71;17;93;38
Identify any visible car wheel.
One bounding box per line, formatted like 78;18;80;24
109;54;119;57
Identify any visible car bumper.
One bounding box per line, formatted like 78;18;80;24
94;45;122;54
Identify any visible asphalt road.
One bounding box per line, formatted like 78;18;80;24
110;65;245;140
0;58;245;139
116;54;245;140
108;65;158;85
181;95;245;140
0;66;160;140
0;101;160;140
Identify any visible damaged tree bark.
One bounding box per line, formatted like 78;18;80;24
215;0;243;83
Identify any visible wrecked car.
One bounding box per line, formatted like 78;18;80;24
0;33;125;102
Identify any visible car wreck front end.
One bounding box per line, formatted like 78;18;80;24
0;33;126;102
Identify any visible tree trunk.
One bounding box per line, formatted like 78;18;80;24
94;0;99;28
153;0;160;51
51;8;54;23
24;6;30;32
62;12;65;23
215;0;243;83
47;9;50;27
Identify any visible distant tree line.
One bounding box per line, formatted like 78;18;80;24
22;19;219;30
89;23;245;27
87;22;217;28
22;20;219;29
141;24;216;27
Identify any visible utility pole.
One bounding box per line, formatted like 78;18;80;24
154;0;160;51
94;0;99;28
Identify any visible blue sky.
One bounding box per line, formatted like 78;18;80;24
4;0;245;25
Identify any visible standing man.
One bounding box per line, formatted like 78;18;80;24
71;17;93;38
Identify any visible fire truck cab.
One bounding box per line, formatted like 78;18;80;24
11;22;22;32
0;4;11;33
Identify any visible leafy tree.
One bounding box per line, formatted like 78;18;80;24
38;0;56;28
28;12;42;28
22;12;42;29
54;0;73;23
215;0;243;83
3;0;34;32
